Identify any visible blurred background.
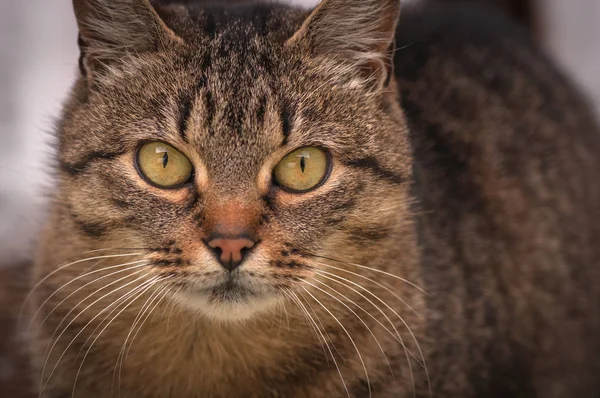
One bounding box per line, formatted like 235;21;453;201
0;0;599;269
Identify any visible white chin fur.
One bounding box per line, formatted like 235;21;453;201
174;291;280;322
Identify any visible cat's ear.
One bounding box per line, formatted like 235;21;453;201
287;0;401;91
73;0;183;84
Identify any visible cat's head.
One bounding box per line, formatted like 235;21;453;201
45;0;415;322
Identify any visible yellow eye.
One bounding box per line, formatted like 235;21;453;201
274;147;330;192
136;142;193;188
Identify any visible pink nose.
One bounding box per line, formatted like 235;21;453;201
208;237;256;271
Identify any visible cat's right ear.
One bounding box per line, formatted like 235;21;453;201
286;0;401;92
73;0;183;85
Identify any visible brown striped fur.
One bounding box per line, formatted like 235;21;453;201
24;1;600;397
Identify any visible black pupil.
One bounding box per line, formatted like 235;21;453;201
162;152;169;169
300;156;306;173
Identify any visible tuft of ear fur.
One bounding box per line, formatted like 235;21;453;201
73;0;183;83
287;0;401;91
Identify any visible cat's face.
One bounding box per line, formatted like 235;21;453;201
48;0;413;321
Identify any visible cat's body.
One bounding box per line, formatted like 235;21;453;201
397;6;600;397
24;1;600;397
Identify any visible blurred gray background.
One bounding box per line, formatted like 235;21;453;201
0;0;599;266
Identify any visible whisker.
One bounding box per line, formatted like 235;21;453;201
309;254;426;294
313;270;417;396
125;284;172;361
120;285;165;360
275;297;284;336
313;270;406;338
286;289;351;398
30;260;149;333
297;289;346;360
112;284;164;391
39;273;152;396
280;294;291;337
314;261;423;319
74;275;157;361
71;278;159;398
44;268;149;352
117;281;173;396
314;266;431;396
20;252;144;324
302;286;372;398
305;278;394;381
281;289;328;360
165;286;184;332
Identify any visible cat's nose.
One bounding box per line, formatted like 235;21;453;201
207;236;256;272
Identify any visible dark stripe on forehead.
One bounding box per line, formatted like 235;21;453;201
60;151;126;176
204;12;217;40
205;90;215;134
178;68;209;141
201;51;212;71
280;101;294;146
178;91;193;142
257;95;267;125
343;157;405;184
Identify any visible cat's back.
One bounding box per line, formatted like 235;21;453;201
395;4;600;397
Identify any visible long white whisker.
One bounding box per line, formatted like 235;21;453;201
121;284;171;375
127;285;172;358
116;281;173;396
314;269;415;350
20;252;143;324
313;270;417;396
165;286;184;332
315;264;431;396
288;290;350;398
44;268;148;354
281;289;328;360
280;293;291;337
302;286;372;398
31;260;149;333
311;255;427;294
309;277;397;377
71;278;159;398
315;261;423;319
298;289;346;360
74;275;156;361
119;286;165;362
39;273;152;396
306;278;394;382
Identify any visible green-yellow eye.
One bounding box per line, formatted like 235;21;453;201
136;142;193;188
274;147;330;192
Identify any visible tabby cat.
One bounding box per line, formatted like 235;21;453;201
25;0;600;397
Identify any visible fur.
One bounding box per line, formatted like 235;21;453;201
21;1;600;397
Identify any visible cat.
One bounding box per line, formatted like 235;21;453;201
22;0;600;397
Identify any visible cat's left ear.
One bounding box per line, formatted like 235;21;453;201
73;0;183;84
287;0;401;92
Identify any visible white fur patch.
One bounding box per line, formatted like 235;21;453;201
174;290;280;323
